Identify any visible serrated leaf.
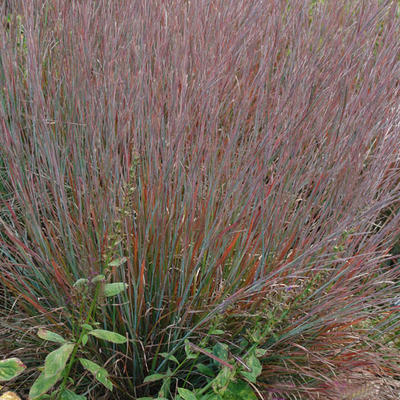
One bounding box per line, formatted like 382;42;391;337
37;329;66;344
44;343;75;378
104;282;128;297
177;388;197;400
88;329;127;344
79;359;112;391
159;353;179;364
0;358;26;382
143;373;167;383
59;389;86;400
29;371;62;399
108;257;127;267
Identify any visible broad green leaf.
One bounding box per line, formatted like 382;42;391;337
184;340;197;359
239;353;262;383
44;343;75;378
0;358;26;382
81;334;88;346
59;389;86;400
81;324;93;331
29;371;62;399
211;366;233;393
73;279;88;288
143;373;167;383
37;329;66;344
91;275;105;283
254;348;267;357
159;352;179;364
88;329;127;344
209;329;224;335
212;343;228;362
177;388;197;400
108;257;127;267
223;381;257;400
104;282;128;297
199;394;221;400
79;359;112;391
195;363;215;377
158;373;171;398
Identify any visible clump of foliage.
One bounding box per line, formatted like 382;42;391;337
1;0;400;399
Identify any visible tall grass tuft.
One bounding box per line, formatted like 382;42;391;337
1;0;400;398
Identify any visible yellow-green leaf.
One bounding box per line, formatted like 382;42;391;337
44;343;74;378
88;329;126;344
0;358;26;382
37;329;67;344
104;282;128;297
29;371;62;399
108;257;127;267
79;359;112;391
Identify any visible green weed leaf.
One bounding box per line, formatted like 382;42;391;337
209;329;224;335
159;352;179;364
29;371;62;399
184;340;197;359
212;343;228;362
82;334;88;346
59;389;86;400
177;388;197;400
0;358;26;382
73;279;88;288
104;282;128;297
81;324;93;331
143;373;168;383
195;363;215;377
37;329;67;344
223;380;257;400
108;257;127;267
88;329;127;344
211;366;233;393
158;372;171;398
44;343;74;378
79;359;113;391
239;353;262;383
91;275;105;283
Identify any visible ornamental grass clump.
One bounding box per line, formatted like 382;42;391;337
1;0;400;399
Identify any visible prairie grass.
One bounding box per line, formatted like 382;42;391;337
1;0;400;399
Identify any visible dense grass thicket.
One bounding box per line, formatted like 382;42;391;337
1;0;400;399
